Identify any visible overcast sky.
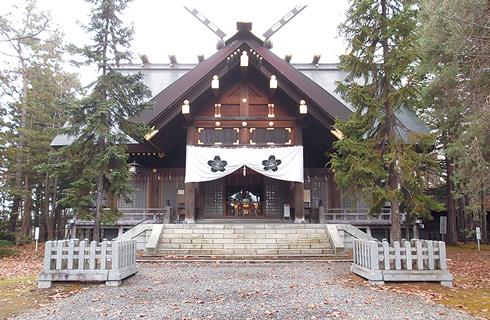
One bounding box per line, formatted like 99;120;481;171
3;1;350;84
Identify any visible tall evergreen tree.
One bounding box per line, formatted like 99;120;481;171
58;0;152;241
418;0;490;244
0;0;80;237
331;0;442;242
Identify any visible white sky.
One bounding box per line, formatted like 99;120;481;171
2;1;350;84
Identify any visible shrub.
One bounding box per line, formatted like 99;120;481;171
0;240;18;259
14;232;31;246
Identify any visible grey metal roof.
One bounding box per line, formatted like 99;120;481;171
298;65;430;139
50;124;138;148
117;62;350;107
50;133;75;148
119;63;194;99
53;57;428;148
118;61;428;138
292;64;349;109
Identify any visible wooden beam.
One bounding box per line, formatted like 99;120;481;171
187;127;196;145
294;182;305;222
293;126;303;145
190;120;297;128
240;80;248;117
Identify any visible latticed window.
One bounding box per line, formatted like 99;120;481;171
341;186;368;209
118;178;148;208
304;174;328;208
264;177;285;216
162;179;184;209
203;178;223;216
250;128;291;145
198;128;239;145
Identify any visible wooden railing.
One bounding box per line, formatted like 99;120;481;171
73;207;169;226
322;208;402;226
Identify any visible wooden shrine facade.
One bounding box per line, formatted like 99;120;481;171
117;23;365;224
57;22;425;234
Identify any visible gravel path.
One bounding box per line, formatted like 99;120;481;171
14;262;473;319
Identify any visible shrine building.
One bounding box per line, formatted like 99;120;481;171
55;19;427;246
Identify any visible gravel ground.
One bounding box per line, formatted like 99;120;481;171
13;261;473;320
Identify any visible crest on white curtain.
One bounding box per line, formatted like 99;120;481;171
185;145;304;183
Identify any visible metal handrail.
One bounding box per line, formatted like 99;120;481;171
130;207;168;228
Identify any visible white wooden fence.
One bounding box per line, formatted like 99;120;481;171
38;239;138;288
351;239;453;287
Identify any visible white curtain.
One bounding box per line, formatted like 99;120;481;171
185;145;304;183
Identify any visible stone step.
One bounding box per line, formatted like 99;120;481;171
197;219;286;224
156;248;334;256
160;236;331;244
163;223;327;229
162;229;327;239
158;240;331;246
155;223;333;257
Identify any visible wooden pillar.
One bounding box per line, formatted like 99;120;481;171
185;127;196;223
70;223;77;239
294;182;305;223
292;124;304;222
413;223;419;240
185;182;195;223
366;225;372;236
319;205;325;223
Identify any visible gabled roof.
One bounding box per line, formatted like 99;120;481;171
119;27;353;132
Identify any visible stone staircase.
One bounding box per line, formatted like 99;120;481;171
155;223;334;257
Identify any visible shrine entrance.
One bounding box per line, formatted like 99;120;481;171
224;167;264;217
200;166;292;220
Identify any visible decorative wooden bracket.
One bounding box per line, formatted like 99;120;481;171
240;51;248;78
211;75;220;99
181;100;192;122
269;75;277;99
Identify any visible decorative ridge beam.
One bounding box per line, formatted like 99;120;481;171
184;6;227;40
262;6;307;40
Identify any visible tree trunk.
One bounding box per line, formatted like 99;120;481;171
457;197;465;242
11;40;28;233
52;177;63;239
93;174;104;242
20;196;30;235
9;199;20;233
21;158;30;236
482;186;488;244
446;157;458;246
44;172;54;240
380;0;401;243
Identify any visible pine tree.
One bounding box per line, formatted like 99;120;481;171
58;0;152;241
0;0;80;238
418;0;490;244
331;0;442;242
